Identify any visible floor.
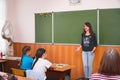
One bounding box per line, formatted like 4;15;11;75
76;78;86;80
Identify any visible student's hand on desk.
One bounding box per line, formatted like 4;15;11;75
50;63;57;70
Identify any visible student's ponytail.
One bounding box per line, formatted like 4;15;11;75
32;57;39;69
32;48;46;69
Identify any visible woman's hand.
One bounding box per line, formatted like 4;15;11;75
76;46;81;51
91;47;96;53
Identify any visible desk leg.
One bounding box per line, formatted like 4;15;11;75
2;63;4;72
0;63;4;72
0;63;2;71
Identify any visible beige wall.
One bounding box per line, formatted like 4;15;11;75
6;0;120;43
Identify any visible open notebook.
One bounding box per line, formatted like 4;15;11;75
55;64;68;68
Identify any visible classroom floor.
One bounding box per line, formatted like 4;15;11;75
76;77;87;80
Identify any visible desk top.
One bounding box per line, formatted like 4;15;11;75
0;59;7;63
0;56;21;61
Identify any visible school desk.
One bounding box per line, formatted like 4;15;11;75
46;64;71;80
0;56;20;73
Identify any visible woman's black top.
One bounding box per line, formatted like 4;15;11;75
81;33;97;51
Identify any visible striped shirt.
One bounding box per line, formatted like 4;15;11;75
90;73;120;80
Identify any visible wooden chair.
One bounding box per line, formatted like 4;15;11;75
11;68;26;77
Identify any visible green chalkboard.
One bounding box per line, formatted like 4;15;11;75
54;10;97;44
35;9;120;45
99;9;120;45
35;13;52;43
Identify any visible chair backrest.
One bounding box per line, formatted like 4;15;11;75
11;68;26;77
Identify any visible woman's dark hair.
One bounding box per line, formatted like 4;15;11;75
32;48;46;69
82;22;94;34
98;48;120;75
20;46;31;65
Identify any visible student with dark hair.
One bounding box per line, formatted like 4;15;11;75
26;48;56;80
77;22;97;80
20;46;34;70
90;48;120;80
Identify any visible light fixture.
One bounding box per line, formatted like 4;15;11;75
69;0;80;4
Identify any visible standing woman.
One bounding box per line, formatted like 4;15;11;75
20;46;34;70
77;22;97;80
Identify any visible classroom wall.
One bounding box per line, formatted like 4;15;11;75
6;0;120;80
6;0;120;43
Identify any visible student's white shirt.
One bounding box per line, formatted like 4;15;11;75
26;58;52;80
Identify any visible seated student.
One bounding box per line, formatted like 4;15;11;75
20;46;34;70
90;48;120;80
26;48;56;80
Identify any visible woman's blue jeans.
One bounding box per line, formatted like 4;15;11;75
82;51;94;78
